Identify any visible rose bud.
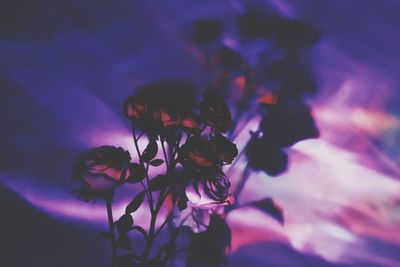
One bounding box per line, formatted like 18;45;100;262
199;90;232;133
75;146;131;193
212;134;238;165
124;95;148;119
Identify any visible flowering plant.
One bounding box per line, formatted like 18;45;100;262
72;8;320;267
74;81;237;266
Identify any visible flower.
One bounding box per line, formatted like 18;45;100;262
180;134;238;169
246;136;288;176
180;136;216;168
75;146;131;193
173;186;233;233
182;117;199;130
259;101;319;147
199;90;232;133
152;107;181;127
212;133;238;165
203;171;231;201
124;80;199;137
124;95;148;120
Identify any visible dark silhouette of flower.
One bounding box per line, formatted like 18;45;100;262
75;146;131;192
124;80;198;137
182;117;199;130
260;101;319;147
199;90;232;133
246;136;288;176
152;107;181;127
124;95;148;120
179;134;237;168
212;133;238;165
180;135;216;168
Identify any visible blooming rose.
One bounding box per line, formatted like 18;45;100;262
199;90;232;133
180;136;216;168
75;146;131;193
203;171;231;201
173;186;233;233
180;134;237;168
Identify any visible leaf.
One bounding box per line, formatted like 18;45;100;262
131;225;148;241
250;198;284;225
126;191;146;214
116;214;134;234
148;175;167;191
127;163;146;184
149;158;164;166
142;141;158;162
118;233;132;250
188;215;231;265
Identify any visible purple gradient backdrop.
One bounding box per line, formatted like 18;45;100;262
1;0;400;266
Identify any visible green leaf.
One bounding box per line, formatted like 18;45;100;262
250;198;284;225
116;214;133;234
125;191;146;214
149;158;164;166
148;175;167;191
127;163;146;184
142;141;158;162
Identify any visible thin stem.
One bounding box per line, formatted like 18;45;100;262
154;211;173;238
141;188;164;260
141;138;176;263
132;127;154;213
106;193;117;266
228;166;251;212
161;220;184;265
145;162;154;213
161;139;169;167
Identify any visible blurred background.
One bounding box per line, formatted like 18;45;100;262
1;0;400;266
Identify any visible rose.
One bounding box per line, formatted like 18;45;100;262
180;134;237;168
199;90;232;133
124;95;148;120
203;171;231;201
75;146;131;193
152;107;181;127
180;136;216;168
245;136;288;176
173;186;233;233
212;133;238;165
182;117;199;130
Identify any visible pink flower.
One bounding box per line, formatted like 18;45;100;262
173;186;233;233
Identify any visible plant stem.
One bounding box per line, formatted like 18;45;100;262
106;193;117;266
227;166;250;212
141;138;176;264
132;127;154;213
